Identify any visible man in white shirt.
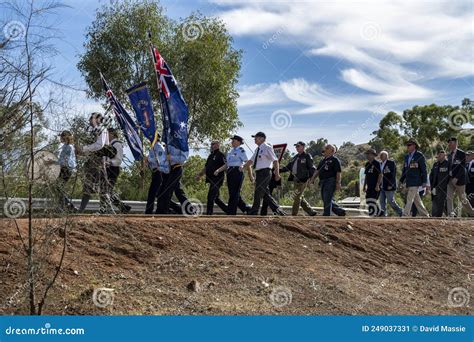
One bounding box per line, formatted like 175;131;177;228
105;128;131;214
243;132;286;216
76;112;109;213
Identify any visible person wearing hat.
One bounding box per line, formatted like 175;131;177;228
75;112;110;213
50;130;77;212
243;132;286;216
399;138;429;217
363;148;382;217
429;149;449;217
196;140;228;215
310;144;346;216
279;141;317;216
446;137;474;216
378;151;403;217
466;150;474;207
145;134;169;214
214;135;252;215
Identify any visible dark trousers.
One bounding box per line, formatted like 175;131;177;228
106;166;128;211
206;178;228;215
56;167;75;209
157;166;183;214
320;177;345;216
431;189;447;217
365;188;380;216
79;158;107;212
249;168;279;215
227;167;250;215
145;170;163;214
260;180;278;215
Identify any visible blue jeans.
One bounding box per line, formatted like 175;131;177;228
379;190;403;216
320;178;345;216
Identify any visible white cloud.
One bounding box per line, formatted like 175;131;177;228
216;0;473;113
237;83;287;107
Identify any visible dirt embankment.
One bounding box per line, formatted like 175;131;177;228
0;216;472;315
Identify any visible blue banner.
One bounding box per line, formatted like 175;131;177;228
0;316;472;342
100;72;143;161
126;82;158;145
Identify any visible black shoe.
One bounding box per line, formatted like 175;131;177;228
120;204;132;214
309;211;317;216
276;209;287;216
337;210;346;217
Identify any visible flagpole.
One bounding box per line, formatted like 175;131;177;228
147;30;171;169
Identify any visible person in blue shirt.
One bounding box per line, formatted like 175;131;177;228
214;135;252;215
48;130;77;212
145;134;169;214
399;138;429;217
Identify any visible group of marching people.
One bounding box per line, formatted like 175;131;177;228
53;112;474;217
363;137;474;217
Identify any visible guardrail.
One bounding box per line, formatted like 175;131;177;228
0;198;368;216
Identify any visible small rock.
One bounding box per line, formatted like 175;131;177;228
346;224;354;231
187;280;201;292
73;270;79;276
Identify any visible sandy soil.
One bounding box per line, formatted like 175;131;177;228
0;215;472;315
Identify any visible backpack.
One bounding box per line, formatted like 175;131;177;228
97;141;121;159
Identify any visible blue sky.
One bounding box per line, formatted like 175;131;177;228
5;0;474;156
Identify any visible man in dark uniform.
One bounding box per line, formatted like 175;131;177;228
280;141;317;216
399;138;429;217
429;150;449;217
378;150;403;217
466;150;474;207
363;148;382;216
446;137;474;216
310;144;346;216
197;141;228;215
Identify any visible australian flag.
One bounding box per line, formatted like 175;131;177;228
150;45;189;163
100;72;143;161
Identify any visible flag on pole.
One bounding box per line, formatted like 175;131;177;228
150;43;189;163
100;72;143;161
126;82;159;146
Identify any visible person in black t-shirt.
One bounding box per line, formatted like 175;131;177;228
197;141;228;215
311;144;346;216
363;148;382;216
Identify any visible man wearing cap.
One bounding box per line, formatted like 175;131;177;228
378;151;403;217
243;132;286;216
399;138;429;217
145;134;169;214
446;137;474;216
466;150;474;207
214;135;252;215
363;148;382;216
429;150;449;217
280;141;317;216
197;141;228;215
310;144;346;216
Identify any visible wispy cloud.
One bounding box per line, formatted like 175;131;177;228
216;0;473;113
